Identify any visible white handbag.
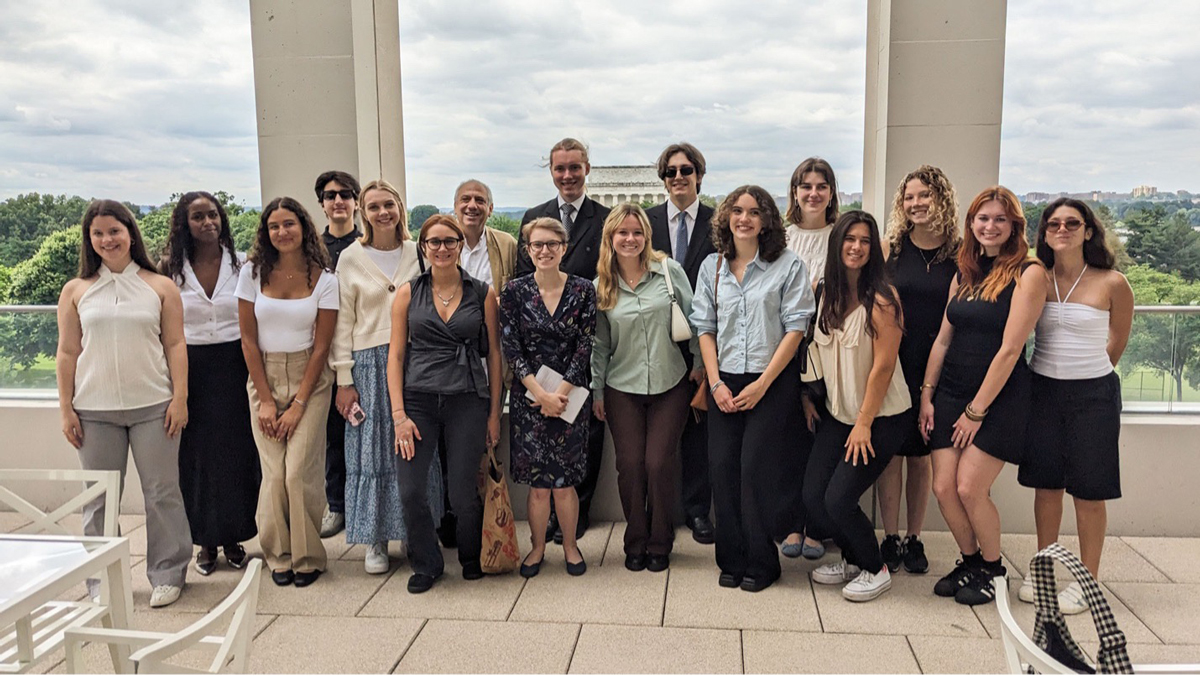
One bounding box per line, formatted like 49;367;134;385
661;261;694;342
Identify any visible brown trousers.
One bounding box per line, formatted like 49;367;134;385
247;349;333;573
604;379;691;556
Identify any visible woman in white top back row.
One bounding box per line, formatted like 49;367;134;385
56;199;193;609
1016;199;1133;614
779;157;840;560
330;179;443;576
236;197;339;588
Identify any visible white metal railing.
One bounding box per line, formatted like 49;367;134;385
2;304;1198;412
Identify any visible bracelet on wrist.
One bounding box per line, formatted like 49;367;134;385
292;397;307;409
920;383;936;391
393;415;409;425
964;403;988;422
709;380;725;394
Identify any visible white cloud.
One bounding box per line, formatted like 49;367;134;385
0;0;1196;209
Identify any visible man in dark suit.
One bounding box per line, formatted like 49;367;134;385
646;142;717;544
516;138;611;542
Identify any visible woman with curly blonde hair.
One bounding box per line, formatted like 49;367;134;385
592;203;695;572
877;166;960;576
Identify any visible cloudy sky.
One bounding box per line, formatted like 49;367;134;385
1;0;1198;209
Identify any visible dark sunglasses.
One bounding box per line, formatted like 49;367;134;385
1046;219;1085;232
662;166;696;179
321;189;356;202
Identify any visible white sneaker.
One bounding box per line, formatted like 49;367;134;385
319;509;345;538
365;541;390;575
149;585;182;608
812;558;862;585
1018;577;1036;603
1058;581;1089;615
842;567;892;602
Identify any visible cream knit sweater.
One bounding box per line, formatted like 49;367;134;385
329;240;422;386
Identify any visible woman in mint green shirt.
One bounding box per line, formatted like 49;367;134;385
592;204;697;573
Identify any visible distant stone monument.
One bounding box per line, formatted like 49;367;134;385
586;166;665;208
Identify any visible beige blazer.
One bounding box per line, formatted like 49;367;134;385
485;227;518;293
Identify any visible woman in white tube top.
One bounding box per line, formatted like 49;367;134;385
1016;198;1133;615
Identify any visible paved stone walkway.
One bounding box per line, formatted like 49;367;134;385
8;514;1200;673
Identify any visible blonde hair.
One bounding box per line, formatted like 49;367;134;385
884;165;960;264
521;217;568;243
358;179;410;245
595;204;665;310
548;138;590;165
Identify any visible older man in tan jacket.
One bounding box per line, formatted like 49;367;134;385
454;179;517;294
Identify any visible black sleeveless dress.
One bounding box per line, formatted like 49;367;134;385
930;256;1032;463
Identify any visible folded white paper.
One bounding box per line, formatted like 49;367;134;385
524;364;589;424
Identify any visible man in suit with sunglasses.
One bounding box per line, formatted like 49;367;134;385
516;138;611;543
646;142;717;545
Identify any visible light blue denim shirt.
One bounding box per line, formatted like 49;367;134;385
690;249;815;374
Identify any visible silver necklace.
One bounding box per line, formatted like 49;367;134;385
434;285;457;307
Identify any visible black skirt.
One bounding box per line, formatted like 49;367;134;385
178;340;260;546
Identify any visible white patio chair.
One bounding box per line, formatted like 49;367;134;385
63;559;263;674
0;469;121;538
0;469;122;673
996;575;1197;674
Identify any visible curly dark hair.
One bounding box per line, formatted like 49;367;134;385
1036;197;1116;270
249;197;330;289
819;210;901;339
710;185;787;263
160;191;240;281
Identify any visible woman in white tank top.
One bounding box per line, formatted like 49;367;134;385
56;200;193;608
1016;198;1133;615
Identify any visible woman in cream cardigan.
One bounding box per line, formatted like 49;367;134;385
330;179;443;575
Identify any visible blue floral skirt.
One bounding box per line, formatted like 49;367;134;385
344;344;444;544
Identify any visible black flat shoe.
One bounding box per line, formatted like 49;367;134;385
718;572;742;588
565;555;587;576
687;515;715;545
461;561;484;580
407;573;438;594
520;554;544;578
293;569;322;587
195;547;218;576
740;575;778;593
646;554;670;572
223;544;247;569
624;554;646;572
271;569;294;586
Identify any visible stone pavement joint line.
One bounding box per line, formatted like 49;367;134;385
10;520;1200;674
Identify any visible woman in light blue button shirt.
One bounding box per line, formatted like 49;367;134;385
690;185;816;593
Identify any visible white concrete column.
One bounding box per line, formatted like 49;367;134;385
250;0;406;219
862;0;1006;218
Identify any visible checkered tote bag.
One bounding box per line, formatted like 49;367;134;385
1028;543;1133;674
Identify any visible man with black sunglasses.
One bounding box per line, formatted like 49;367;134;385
647;142;717;545
314;169;362;539
517;138;610;543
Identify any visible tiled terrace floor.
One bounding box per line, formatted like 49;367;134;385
6;513;1200;674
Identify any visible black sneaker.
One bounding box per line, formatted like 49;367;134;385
955;562;1006;606
881;535;903;573
933;554;978;597
902;535;928;574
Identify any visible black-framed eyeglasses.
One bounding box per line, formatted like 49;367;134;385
422;237;462;249
321;189;355;202
662;166;696;179
1046;219;1085;232
527;241;566;253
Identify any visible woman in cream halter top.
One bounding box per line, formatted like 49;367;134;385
1016;198;1134;615
56;199;193;609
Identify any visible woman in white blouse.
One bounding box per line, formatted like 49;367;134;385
330;179;442;575
161;191;260;577
236;197;339;588
56;199;193;608
779;156;841;560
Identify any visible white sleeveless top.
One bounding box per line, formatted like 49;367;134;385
74;263;174;411
1030;266;1113;380
785;224;831;284
812;304;911;426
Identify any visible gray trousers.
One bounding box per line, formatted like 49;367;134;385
76;401;192;588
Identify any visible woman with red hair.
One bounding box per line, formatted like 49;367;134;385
918;186;1046;606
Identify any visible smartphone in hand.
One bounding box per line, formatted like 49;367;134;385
348;402;367;427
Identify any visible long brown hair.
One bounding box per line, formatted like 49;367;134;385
78;199;158;278
956;186;1034;302
161;191;240;281
249;197;330;289
711;185;787;262
595;204;665;311
1036;197;1116;270
785;157;839;226
818;211;901;338
885;165;960;265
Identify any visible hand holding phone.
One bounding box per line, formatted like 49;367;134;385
348;402;366;427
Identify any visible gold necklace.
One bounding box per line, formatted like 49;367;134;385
916;245;937;273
